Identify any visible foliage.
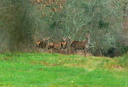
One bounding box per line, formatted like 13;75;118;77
0;0;127;55
0;0;36;52
32;0;126;55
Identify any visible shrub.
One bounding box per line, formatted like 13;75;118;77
118;53;128;68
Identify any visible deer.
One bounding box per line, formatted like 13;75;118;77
36;37;49;52
48;37;68;53
52;42;62;53
61;38;67;49
45;38;64;53
70;34;90;55
61;36;72;54
36;41;43;48
42;37;67;53
61;37;67;54
47;42;54;53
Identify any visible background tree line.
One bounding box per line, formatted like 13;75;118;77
0;0;128;56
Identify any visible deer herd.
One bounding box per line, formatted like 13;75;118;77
36;34;90;56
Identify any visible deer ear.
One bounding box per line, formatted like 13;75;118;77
68;36;71;39
47;37;49;40
62;37;66;40
43;38;46;41
86;34;90;36
88;34;90;36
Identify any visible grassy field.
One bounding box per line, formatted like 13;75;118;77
0;53;128;87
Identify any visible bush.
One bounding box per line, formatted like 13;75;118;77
118;53;128;68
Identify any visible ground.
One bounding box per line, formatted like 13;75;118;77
0;53;128;87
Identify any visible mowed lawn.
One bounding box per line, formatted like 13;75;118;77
0;53;128;87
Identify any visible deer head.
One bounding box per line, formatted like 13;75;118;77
62;37;66;41
86;34;90;38
68;36;72;40
36;41;41;47
45;37;49;41
61;37;67;49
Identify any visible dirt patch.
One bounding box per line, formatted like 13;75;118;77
30;61;64;67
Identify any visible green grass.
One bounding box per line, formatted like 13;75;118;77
118;53;128;67
0;53;128;87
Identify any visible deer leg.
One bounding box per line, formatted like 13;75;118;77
60;49;63;54
84;48;87;56
71;47;74;54
64;49;66;54
47;48;51;53
73;48;76;54
50;48;52;53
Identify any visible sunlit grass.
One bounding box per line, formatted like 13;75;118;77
0;53;128;87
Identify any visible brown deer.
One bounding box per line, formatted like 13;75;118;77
61;37;67;54
53;42;62;53
49;37;68;53
70;34;90;55
47;42;54;49
47;42;54;53
61;38;67;49
44;37;67;53
36;37;49;52
61;36;72;54
36;41;46;49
